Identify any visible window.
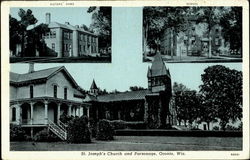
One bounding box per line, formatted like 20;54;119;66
54;85;57;98
12;108;16;121
64;88;67;100
79;45;82;52
69;44;72;51
52;43;55;51
215;37;220;45
83;46;86;52
30;85;33;98
64;44;68;51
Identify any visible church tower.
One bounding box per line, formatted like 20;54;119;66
145;52;172;128
90;79;99;96
147;52;171;94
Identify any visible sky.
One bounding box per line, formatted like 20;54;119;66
10;7;92;27
9;7;242;92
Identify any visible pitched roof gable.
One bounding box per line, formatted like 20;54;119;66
148;52;170;77
10;66;80;89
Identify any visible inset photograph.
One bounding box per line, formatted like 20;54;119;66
10;58;242;151
143;7;242;63
9;7;111;63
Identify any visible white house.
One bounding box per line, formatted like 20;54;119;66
10;64;89;139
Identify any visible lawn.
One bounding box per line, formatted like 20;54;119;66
10;136;242;151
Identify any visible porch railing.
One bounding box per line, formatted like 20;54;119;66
48;119;67;140
58;120;67;132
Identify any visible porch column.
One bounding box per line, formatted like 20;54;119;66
57;103;61;123
80;106;83;116
30;102;34;125
68;104;72;117
87;106;90;118
16;104;21;125
44;101;48;125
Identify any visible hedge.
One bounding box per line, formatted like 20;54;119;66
67;116;91;143
96;119;114;140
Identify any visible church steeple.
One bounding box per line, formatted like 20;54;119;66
90;79;99;96
147;52;171;93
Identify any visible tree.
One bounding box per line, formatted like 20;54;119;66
18;9;38;56
219;7;242;55
26;23;49;56
129;86;146;91
195;7;226;58
200;65;242;130
9;15;21;56
88;7;111;51
173;82;201;127
143;7;189;56
175;90;201;127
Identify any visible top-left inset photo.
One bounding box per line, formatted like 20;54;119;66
9;7;112;63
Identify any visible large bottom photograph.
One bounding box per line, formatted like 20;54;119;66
9;54;242;151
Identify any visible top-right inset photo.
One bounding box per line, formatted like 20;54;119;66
142;7;242;63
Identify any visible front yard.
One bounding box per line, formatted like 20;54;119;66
10;136;242;151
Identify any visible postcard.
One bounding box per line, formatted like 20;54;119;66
1;0;249;159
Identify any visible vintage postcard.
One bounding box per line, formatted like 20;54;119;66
1;0;249;160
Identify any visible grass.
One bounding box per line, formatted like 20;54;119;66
10;136;242;151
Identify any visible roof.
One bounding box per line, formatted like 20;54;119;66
90;80;98;90
148;52;170;77
10;66;62;83
48;22;97;36
97;90;150;102
10;66;81;90
83;94;98;102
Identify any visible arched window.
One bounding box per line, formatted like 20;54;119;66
30;85;34;98
54;85;57;98
12;107;16;121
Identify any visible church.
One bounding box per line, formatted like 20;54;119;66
9;53;174;139
85;53;173;128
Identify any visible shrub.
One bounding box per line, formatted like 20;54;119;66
60;113;73;124
225;124;240;131
33;129;60;142
110;120;126;130
125;121;147;129
67;116;91;143
89;118;97;138
96;119;114;140
212;126;220;131
10;124;27;141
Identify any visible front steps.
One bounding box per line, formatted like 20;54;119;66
48;120;67;140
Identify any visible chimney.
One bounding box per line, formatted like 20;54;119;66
75;25;79;28
45;13;51;24
65;22;70;25
28;63;35;73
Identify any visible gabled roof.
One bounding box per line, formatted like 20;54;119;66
10;66;80;90
48;22;97;36
148;52;170;78
10;66;62;83
97;90;150;102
